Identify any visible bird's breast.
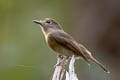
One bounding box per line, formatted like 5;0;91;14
46;34;61;52
45;33;74;56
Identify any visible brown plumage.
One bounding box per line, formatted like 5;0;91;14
33;18;110;73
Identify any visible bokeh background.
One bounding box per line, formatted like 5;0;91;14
0;0;120;80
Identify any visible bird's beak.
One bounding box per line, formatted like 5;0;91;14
32;20;43;25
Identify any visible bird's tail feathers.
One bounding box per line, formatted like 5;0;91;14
89;56;110;73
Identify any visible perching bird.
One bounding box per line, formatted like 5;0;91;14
33;18;110;73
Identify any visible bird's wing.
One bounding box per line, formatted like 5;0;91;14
51;31;89;63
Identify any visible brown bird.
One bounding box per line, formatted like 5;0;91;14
33;18;110;73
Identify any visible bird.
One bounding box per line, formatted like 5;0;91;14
33;18;110;73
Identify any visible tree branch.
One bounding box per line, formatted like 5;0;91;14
52;55;79;80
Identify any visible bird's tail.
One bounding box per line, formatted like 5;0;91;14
78;44;110;73
89;56;110;73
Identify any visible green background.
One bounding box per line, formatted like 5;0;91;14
0;0;119;80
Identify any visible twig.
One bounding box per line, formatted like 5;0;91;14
52;55;79;80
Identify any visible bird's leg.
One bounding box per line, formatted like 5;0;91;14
54;55;69;67
56;54;64;59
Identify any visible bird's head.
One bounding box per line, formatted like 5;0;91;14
33;18;62;32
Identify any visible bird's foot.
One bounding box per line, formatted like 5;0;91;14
54;55;69;68
56;54;64;59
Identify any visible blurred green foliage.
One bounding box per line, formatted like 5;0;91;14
0;0;67;80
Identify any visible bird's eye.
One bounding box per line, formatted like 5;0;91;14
46;20;51;24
